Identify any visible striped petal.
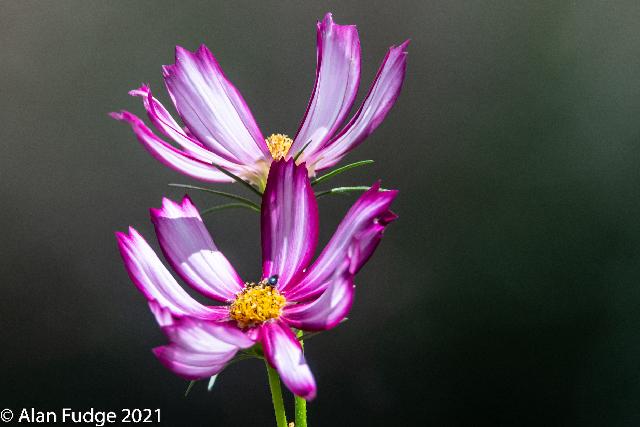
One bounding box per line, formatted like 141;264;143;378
313;41;409;171
261;160;318;288
151;196;244;302
154;317;254;380
260;320;316;400
163;45;269;164
282;258;354;331
291;13;361;164
129;85;246;171
115;227;223;320
284;183;397;301
110;111;233;182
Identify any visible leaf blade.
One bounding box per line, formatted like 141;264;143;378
168;183;260;210
311;160;374;186
212;163;263;197
315;186;379;198
201;203;260;215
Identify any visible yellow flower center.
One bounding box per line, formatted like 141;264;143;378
229;281;287;328
266;133;293;160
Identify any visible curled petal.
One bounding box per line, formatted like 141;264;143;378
162;318;254;353
129;85;245;171
284;183;397;301
260;320;316;400
261;160;318;287
163;45;269;164
282;259;354;331
291;13;361;163
154;317;254;380
313;41;409;171
153;346;229;380
115;227;223;320
110;111;233;183
151;196;244;302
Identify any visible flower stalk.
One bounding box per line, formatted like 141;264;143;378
266;360;288;427
294;332;308;427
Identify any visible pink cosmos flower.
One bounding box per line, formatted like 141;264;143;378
115;160;397;399
111;13;409;189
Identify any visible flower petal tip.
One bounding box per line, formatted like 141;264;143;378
161;64;174;78
128;84;150;97
150;195;199;221
397;39;411;51
379;209;399;226
321;12;333;24
299;387;317;401
109;111;125;121
114;226;138;244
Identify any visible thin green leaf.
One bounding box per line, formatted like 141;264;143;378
315;186;382;198
293;140;313;162
168;183;261;210
212;163;263;197
184;380;196;397
201;203;260;215
311;160;374;186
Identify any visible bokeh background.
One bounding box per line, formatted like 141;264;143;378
2;1;640;425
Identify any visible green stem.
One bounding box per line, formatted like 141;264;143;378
293;140;313;162
295;332;308;427
315;186;373;198
311;160;374;186
294;388;307;426
167;183;261;210
266;360;288;427
200;202;260;215
212;163;263;197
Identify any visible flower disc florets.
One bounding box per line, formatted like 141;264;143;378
266;134;293;160
229;281;286;328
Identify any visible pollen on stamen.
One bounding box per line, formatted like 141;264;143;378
266;133;293;160
229;281;286;328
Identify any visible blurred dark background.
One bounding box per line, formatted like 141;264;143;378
2;1;640;425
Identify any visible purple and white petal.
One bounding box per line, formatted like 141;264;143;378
129;85;246;171
154;318;254;380
312;41;409;171
261;160;318;288
150;196;244;303
111;111;233;182
148;301;229;327
153;346;228;380
284;183;397;301
115;227;223;320
282;259;354;331
162;317;254;353
291;13;361;163
260;320;316;400
163;45;269;164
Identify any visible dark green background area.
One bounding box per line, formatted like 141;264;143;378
2;1;639;425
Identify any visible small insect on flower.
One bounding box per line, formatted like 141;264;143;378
115;160;398;400
111;13;409;190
